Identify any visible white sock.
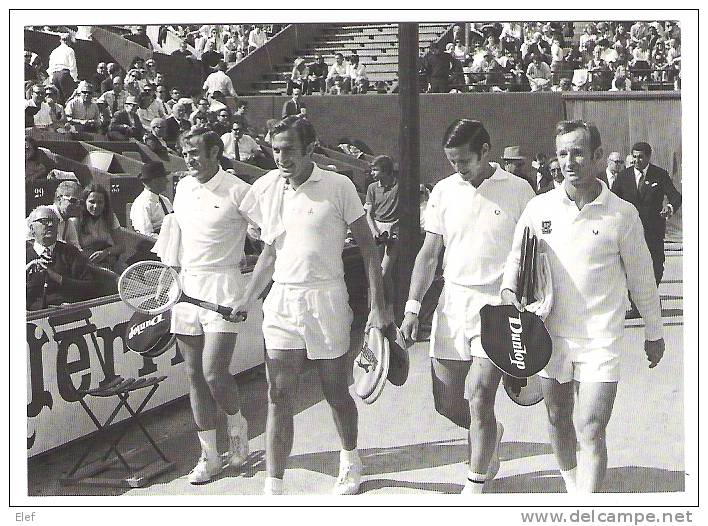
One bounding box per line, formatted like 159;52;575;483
264;476;284;494
560;467;577;493
197;429;219;460
466;470;486;494
226;411;246;431
341;448;361;466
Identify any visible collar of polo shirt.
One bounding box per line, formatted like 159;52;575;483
453;162;509;185
191;167;228;192
285;164;323;188
560;178;609;207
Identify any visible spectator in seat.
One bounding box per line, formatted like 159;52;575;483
630;21;651;46
308;54;328;95
92;62;108;94
144;58;159;84
207;90;229;113
130;161;173;238
287;57;309;96
25;137;57;183
26;206;97;310
100;62;120;94
220;120;241;162
326;53;350;92
108;95;145;140
26;84;54;128
212;107;232;136
552;77;573;92
34;180;83;248
65;81;102;133
172;39;194;59
586;46;611;90
521;32;550;65
203;60;237;97
165;87;182;113
190;97;211;126
421;43;454;93
282;85;307;118
201;40;223;72
43;86;66;126
631;38;652;81
579;23;599;53
47;33;78;104
223;119;275;170
72;183;124;271
137;84;167;128
610;65;633;91
347;54;369;94
223;33;240;63
97;75;128;119
526;53;552;91
24;50;36;84
123;68;143;98
248;25;267;54
550;37;565;84
614;24;631;49
164;99;192;147
125;25;153;50
143;117;175;156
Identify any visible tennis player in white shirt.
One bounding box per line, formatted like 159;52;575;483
233;116;391;495
501;120;665;493
172;127;252;484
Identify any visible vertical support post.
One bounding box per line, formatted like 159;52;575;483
396;23;420;321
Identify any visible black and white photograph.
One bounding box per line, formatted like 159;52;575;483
9;5;699;522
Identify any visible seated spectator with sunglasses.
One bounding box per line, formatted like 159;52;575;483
64;80;102;132
26;205;97;310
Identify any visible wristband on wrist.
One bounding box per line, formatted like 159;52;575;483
405;299;421;316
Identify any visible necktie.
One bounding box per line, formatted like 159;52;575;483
158;195;170;216
637;170;646;196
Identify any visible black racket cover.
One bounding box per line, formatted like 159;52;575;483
480;304;552;378
125;310;172;356
503;374;544;406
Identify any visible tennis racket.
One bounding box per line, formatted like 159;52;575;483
118;261;247;321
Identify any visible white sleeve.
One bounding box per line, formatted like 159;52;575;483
340;178;366;225
423;184;444;235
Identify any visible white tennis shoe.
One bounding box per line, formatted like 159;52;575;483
333;457;363;495
187;453;226;484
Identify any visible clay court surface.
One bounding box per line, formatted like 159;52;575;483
27;249;685;497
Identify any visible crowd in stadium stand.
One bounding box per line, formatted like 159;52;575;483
420;21;681;92
24;21;681;309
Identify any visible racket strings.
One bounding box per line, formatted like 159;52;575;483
120;264;178;312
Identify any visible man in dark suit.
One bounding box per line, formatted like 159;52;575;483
26;206;97;310
538;157;563;193
281;85;307;119
502;145;535;190
613;141;682;294
107;95;146;140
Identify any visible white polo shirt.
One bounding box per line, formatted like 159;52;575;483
501;181;663;340
173;169;251;270
240;165;364;285
425;163;535;287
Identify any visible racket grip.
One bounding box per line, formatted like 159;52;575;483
214;305;248;322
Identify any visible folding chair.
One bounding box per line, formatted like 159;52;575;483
46;308;174;488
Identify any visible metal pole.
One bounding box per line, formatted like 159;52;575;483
396;23;420;321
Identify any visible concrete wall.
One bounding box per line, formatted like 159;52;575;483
236;92;565;184
563;91;682;239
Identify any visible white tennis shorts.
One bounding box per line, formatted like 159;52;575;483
262;280;353;360
430;281;502;361
539;335;624;383
171;268;247;335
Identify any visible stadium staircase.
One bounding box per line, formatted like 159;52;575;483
243;23;452;95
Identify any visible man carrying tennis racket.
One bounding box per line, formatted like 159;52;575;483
234;116;391;495
170;127;253;484
400;119;536;494
501;120;665;493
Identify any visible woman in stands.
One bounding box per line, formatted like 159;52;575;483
73;183;124;271
287;57;309;95
25;137;57;183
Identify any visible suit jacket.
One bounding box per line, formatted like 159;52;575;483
143;132;173;156
613;163;682;240
26;241;96;310
109;109;145;139
282;99;305;119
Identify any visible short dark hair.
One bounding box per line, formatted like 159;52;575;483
631;141;652;156
270;116;317;151
335;52;344;59
370;155;394;175
555;120;601;154
442;119;491;156
179;126;224;159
